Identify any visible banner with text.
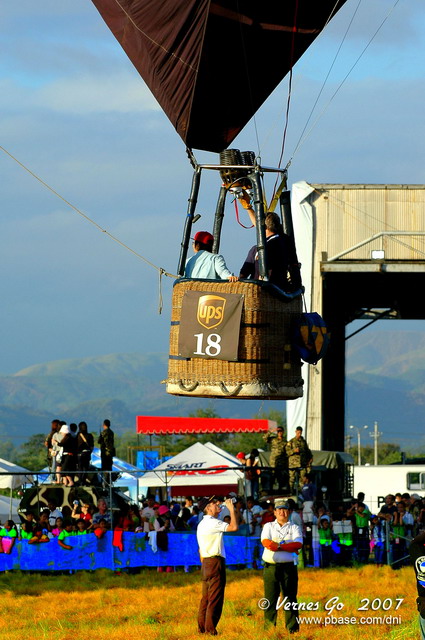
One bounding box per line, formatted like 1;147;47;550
178;291;244;361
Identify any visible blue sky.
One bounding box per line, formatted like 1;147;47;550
1;0;424;375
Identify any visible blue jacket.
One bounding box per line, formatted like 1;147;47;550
185;250;233;280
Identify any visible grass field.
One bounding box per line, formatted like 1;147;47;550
0;564;419;639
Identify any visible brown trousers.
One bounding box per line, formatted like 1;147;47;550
198;556;226;634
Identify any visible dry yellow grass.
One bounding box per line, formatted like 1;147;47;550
0;565;419;639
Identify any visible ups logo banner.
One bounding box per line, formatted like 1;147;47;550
197;295;226;329
178;291;244;361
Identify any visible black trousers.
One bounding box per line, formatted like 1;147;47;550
101;453;113;473
263;562;299;631
78;451;91;482
198;556;226;635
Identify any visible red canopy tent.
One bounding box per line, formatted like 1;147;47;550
136;416;276;435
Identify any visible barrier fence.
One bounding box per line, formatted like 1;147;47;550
0;532;260;572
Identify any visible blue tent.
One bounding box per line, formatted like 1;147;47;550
89;448;145;502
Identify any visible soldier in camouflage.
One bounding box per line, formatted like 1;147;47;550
263;425;288;493
286;426;313;494
98;418;115;474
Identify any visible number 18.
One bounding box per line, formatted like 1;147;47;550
194;333;222;357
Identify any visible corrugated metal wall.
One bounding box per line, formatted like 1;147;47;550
301;184;425;451
310;185;425;261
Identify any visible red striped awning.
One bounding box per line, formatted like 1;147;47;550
136;416;276;435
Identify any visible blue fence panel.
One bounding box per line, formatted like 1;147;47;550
0;532;259;572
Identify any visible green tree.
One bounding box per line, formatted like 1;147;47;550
228;408;287;458
228;433;264;457
0;439;18;462
349;442;402;465
15;433;48;471
252;409;286;435
114;431;151;464
171;407;229;452
378;442;402;464
188;408;220;419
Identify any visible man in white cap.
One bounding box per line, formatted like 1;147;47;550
261;498;303;632
196;496;238;635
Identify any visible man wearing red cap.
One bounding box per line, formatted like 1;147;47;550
197;496;238;635
184;231;238;281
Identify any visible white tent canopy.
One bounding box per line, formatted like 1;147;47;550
202;442;243;466
0;496;20;524
0;457;33;489
141;442;244;490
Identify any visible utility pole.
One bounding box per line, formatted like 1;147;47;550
345;434;352;452
349;425;369;466
368;421;382;465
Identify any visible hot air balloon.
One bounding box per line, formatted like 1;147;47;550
91;0;345;398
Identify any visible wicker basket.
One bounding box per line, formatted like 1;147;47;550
166;279;304;399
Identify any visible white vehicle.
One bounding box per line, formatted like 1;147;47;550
353;464;425;513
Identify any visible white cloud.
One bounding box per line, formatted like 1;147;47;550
1;0;425;375
0;74;160;115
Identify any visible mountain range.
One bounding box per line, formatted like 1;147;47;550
0;352;275;445
0;330;424;450
345;329;425;450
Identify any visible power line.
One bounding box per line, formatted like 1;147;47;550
286;0;402;168
290;0;363;163
0;144;178;280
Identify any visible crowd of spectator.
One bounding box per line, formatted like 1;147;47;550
10;417;425;572
0;496;202;555
44;418;114;486
128;490;425;571
207;488;425;570
2;490;424;571
0;497;114;553
289;490;425;569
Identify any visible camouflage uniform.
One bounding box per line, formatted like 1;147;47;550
263;432;288;492
98;427;115;472
285;435;312;493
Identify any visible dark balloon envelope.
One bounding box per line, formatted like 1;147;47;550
91;0;348;152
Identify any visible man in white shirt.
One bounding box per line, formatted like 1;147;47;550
47;500;63;528
261;499;303;632
196;496;238;635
